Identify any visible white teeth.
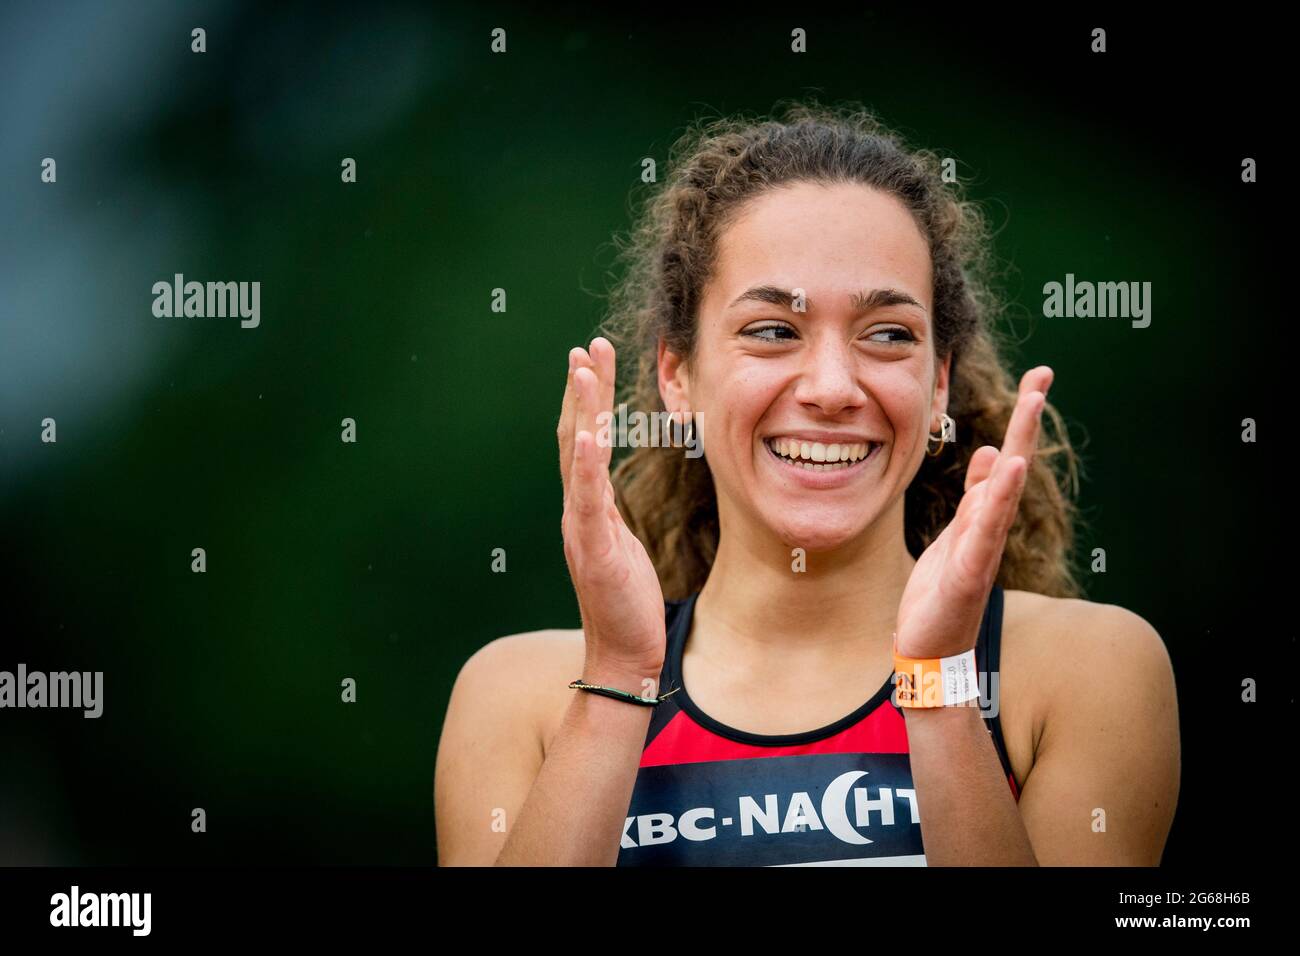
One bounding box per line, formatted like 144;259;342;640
767;438;875;468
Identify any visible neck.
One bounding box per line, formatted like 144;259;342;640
694;498;917;660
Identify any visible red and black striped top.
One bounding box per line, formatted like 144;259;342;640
616;585;1018;866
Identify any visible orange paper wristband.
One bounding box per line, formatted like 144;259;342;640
892;634;980;709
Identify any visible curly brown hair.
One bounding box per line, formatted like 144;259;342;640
598;100;1082;602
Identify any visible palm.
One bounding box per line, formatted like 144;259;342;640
561;472;664;652
895;368;1053;660
896;511;991;659
558;338;668;673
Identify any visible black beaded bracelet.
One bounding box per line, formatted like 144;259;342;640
568;678;681;707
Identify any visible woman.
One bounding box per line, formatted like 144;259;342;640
434;102;1180;866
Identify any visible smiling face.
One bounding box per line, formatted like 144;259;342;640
659;180;949;552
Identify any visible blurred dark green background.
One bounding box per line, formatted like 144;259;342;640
0;3;1283;866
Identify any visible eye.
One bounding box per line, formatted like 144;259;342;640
742;322;797;343
864;326;916;344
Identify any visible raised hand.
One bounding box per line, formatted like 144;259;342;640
558;337;668;681
895;366;1054;660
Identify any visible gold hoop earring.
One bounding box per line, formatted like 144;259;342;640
926;413;956;457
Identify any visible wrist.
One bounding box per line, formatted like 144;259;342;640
893;634;977;661
581;655;665;698
892;638;980;709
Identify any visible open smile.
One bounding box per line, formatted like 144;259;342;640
762;437;881;473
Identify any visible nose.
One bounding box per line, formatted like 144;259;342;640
792;334;865;416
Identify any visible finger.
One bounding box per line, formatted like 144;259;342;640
981;369;1048;501
952;446;1000;536
573;365;601;464
964;445;999;492
604;478;622;524
569;429;614;558
558;347;595;497
949;478;987;538
589;336;617;466
956;454;1028;581
997;386;1046;470
558;349;579;494
1019;365;1053;399
997;365;1052;464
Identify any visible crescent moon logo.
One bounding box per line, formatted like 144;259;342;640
820;770;873;846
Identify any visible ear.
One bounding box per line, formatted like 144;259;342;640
657;337;692;415
930;351;952;431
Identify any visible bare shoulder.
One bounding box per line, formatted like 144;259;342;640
1001;589;1176;741
435;629;585;865
465;627;586;673
1002;589;1171;672
999;591;1180;864
458;628;586;700
453;628;586;746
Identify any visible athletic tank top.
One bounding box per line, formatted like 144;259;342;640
616;585;1018;866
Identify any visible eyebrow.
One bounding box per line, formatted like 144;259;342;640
728;285;927;314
